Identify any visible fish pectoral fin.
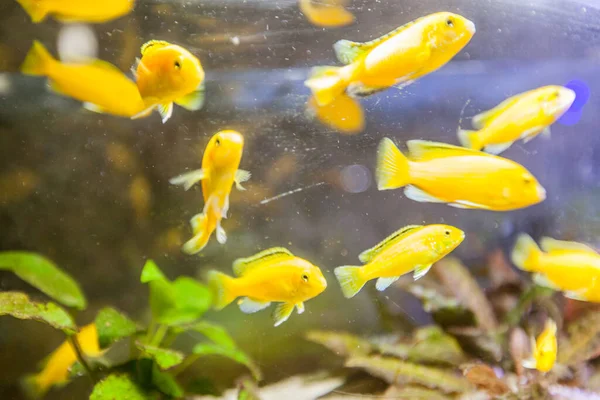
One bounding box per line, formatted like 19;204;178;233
216;221;227;244
130;58;141;78
131;105;156;120
273;303;295;327
238;298;271;314
483;142;513;155
234;169;251;191
448;200;491;210
540;237;597;254
158;103;174;123
404;185;446;204
375;276;400;291
522;357;537;370
359;225;423;263
413;263;432;280
169;169;207;191
532;273;561;290
233;248;294;276
83;102;105;114
520;126;544;143
221;196;230;219
175;83;205;111
296;302;305;314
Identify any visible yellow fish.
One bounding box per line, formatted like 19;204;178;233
15;0;134;23
133;40;205;123
459;86;576;154
307;93;365;134
24;324;102;398
170;130;250;255
511;234;600;302
299;0;355;28
208;247;327;326
21;41;146;118
376;138;546;211
334;224;464;298
305;12;475;107
523;319;557;373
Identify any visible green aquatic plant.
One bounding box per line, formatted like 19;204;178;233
0;252;257;399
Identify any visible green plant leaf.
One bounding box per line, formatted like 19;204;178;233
434;258;498;332
0;292;76;334
152;363;184;398
95;307;138;348
141;261;212;326
0;252;86;310
90;374;152;400
141;260;166;283
382;385;451;400
306;330;373;357
345;356;473;394
193;343;261;380
136;342;185;370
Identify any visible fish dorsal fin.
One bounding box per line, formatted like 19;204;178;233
333;18;421;65
472;95;521;129
359;225;423;263
407;140;487;161
540;237;597;254
233;247;294;276
85;59;128;76
141;40;170;56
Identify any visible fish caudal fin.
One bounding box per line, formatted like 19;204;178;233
21;41;54;76
208;271;237;310
21;373;50;400
511;234;541;272
376;138;410;190
457;129;482;151
304;66;347;107
334;266;366;298
16;0;49;23
182;213;213;255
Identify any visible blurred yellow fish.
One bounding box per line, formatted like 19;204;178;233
133;40;205;123
170;130;250;255
523;319;557;373
334;224;464;298
24;324;101;398
459;86;576;154
376;138;546;211
307;93;365;134
21;41;146;118
299;0;355;28
208;247;327;326
305;12;475;106
15;0;134;23
512;234;600;302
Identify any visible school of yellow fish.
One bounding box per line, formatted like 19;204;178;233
16;0;593;386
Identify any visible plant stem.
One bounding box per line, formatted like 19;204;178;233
151;324;169;347
161;331;178;348
68;335;96;383
145;319;156;343
172;354;200;377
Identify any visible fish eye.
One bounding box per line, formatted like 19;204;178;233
302;274;309;282
215;138;221;146
174;60;181;69
445;230;451;236
446;18;454;27
523;175;533;184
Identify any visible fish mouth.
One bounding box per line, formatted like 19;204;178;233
537;184;547;201
466;20;476;35
559;88;577;110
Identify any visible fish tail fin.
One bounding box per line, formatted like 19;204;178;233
457;129;482;150
208;271;237;310
334;266;366;298
182;213;213;255
21;41;54;76
376;137;410;190
304;66;348;107
21;374;47;399
511;234;541;272
16;0;49;23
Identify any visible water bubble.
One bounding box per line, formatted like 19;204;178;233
57;24;98;63
340;164;371;193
